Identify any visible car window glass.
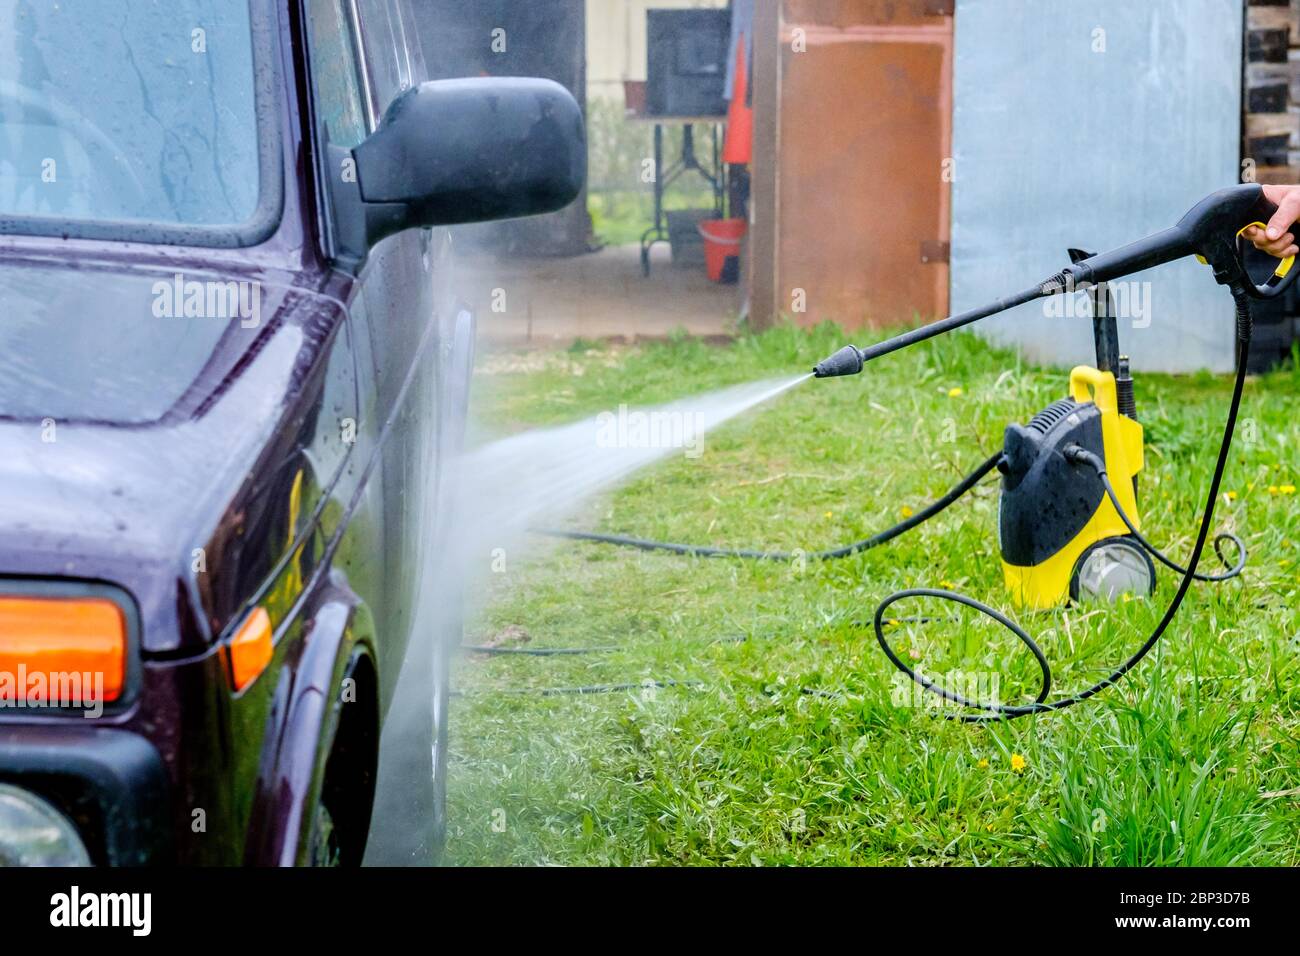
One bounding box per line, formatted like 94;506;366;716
389;1;420;86
355;0;409;116
304;0;368;148
0;0;259;226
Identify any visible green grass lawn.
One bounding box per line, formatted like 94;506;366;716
445;324;1300;866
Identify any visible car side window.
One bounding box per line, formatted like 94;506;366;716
393;2;428;85
354;0;413;117
304;0;369;148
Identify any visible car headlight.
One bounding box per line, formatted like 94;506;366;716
0;784;91;866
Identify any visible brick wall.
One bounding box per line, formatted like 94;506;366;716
1245;0;1300;182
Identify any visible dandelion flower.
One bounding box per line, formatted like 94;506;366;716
1282;485;1296;495
947;387;963;398
976;758;989;769
1010;753;1027;773
901;505;914;518
1225;491;1238;501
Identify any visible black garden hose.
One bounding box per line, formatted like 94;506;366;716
538;450;1004;561
1069;447;1246;583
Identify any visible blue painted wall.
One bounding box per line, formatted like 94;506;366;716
952;0;1243;372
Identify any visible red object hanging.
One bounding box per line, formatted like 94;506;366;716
722;36;753;165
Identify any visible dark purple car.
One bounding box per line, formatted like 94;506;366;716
0;0;583;865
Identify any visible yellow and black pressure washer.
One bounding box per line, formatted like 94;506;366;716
995;256;1151;611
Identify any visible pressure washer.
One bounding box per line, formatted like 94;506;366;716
550;184;1297;719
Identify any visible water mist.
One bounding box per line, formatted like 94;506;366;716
364;372;809;864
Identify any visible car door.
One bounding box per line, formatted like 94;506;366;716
350;0;472;865
303;0;470;863
304;0;444;699
300;0;393;685
349;0;445;699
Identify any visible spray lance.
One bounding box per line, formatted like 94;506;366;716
811;183;1299;720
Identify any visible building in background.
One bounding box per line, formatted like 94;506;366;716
587;0;729;104
413;0;1298;372
1242;0;1300;370
743;0;1295;373
949;0;1242;374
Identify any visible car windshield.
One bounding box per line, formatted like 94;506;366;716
0;0;259;228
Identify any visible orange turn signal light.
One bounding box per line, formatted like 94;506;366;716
229;607;273;691
0;596;127;703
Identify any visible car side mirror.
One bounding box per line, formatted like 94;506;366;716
326;78;585;265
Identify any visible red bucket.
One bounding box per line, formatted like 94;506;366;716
698;217;746;283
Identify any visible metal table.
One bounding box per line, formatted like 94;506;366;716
629;115;727;276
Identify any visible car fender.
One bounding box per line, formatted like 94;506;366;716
242;572;376;865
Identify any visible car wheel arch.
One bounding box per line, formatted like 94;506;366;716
242;578;379;866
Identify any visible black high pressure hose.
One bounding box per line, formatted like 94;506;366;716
537;286;1254;721
1072;450;1246;582
540;450;1004;561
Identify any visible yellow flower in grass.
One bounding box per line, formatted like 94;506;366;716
1010;753;1027;773
1282;485;1296;495
901;505;914;519
947;387;964;398
976;758;989;770
1225;491;1238;501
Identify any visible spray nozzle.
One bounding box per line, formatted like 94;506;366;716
813;345;866;378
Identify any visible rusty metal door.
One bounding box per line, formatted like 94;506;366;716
775;0;952;328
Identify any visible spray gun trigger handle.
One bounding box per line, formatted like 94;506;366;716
1235;222;1294;276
